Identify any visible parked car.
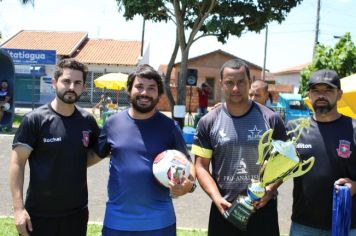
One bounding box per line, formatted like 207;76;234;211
272;93;311;123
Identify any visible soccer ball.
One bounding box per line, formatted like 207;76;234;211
1;103;10;111
153;149;190;188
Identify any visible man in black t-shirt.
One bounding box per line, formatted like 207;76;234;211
287;69;356;235
192;59;287;236
8;59;100;236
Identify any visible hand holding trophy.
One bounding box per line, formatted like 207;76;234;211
223;118;315;230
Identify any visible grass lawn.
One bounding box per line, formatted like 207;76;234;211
0;217;207;236
1;112;207;236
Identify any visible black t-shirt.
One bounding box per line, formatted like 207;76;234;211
287;116;356;229
13;104;100;217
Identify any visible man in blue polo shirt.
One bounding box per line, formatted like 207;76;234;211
88;64;196;236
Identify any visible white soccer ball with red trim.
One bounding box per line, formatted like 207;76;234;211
153;149;190;188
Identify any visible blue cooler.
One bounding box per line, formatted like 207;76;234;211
183;126;195;144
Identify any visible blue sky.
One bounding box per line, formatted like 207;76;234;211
0;0;355;72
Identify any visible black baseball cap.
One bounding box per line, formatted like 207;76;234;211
308;69;341;90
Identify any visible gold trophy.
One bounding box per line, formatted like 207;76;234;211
224;118;315;230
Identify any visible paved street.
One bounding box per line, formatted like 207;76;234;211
0;134;292;234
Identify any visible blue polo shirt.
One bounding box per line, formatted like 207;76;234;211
95;109;188;231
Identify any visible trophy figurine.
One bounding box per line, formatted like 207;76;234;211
223;118;315;230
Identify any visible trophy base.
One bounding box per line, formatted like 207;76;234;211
223;196;255;231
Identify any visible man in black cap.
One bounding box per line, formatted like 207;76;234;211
286;69;356;235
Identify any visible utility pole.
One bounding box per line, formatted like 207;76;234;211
262;25;268;80
140;17;146;57
313;0;321;59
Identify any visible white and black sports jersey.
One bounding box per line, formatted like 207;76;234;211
192;102;287;201
13;104;100;217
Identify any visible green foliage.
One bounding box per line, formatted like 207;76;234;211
12;114;23;127
116;0;302;43
0;0;34;5
299;32;356;97
0;217;17;236
86;223;102;236
115;0;303;113
177;228;207;236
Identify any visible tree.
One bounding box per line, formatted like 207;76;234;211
116;0;303;125
0;0;33;4
300;32;356;97
0;0;33;42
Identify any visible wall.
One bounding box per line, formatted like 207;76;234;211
87;64;136;74
170;52;263;108
275;73;301;93
157;86;200;112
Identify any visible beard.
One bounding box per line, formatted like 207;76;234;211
130;95;159;113
56;90;81;104
312;98;336;114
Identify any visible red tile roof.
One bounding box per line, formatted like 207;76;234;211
175;49;264;70
273;63;310;75
1;30;88;56
269;84;294;93
74;39;141;66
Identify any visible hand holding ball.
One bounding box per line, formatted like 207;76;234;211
152;150;190;188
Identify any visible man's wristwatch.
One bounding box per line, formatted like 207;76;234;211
189;182;197;193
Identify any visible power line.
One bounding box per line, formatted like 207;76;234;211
320;5;356;18
269;30;314;34
322;23;356;29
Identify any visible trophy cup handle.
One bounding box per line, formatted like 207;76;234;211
257;129;273;164
283;156;315;182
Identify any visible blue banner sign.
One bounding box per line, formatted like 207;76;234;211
2;48;56;65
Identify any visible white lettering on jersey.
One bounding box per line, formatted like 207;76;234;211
222;174;260;183
43;137;62;143
296;143;312;149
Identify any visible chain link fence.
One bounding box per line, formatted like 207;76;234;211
78;71;129;108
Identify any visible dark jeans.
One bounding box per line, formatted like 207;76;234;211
102;223;176;236
26;207;88;236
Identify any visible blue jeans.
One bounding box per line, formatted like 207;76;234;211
290;222;356;236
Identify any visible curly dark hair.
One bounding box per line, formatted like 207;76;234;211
127;64;164;96
54;58;88;83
